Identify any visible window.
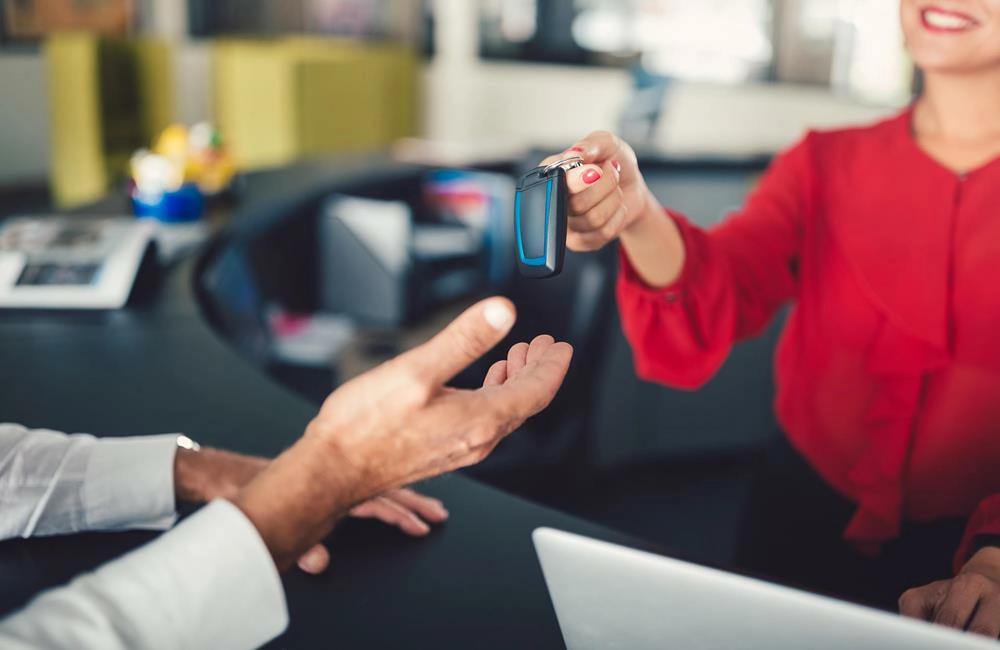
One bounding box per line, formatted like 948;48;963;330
475;0;911;102
188;0;425;44
2;0;134;43
479;0;775;83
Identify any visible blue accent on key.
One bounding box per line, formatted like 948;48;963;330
515;179;552;266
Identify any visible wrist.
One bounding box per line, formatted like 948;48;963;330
302;420;379;503
174;444;267;504
963;546;1000;581
621;187;661;237
233;433;363;571
618;191;686;289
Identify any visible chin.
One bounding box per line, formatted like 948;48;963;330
901;1;1000;74
910;47;1000;74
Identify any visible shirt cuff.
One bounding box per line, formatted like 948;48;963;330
107;499;288;649
618;209;696;303
83;434;179;532
6;499;290;650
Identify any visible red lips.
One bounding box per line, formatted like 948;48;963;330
920;5;979;33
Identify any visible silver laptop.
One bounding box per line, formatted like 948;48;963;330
533;527;996;650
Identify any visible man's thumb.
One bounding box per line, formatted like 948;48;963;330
401;297;516;387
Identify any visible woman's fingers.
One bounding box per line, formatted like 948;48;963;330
569;188;626;233
900;581;947;621
566;163;620;213
900;573;1000;636
567;203;629;252
968;593;1000;638
933;579;982;629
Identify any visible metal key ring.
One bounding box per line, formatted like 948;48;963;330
541;155;584;177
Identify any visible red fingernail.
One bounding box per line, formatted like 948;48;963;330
612;160;622;174
568;146;585;153
582;169;602;185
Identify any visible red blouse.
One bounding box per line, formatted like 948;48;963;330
617;106;1000;572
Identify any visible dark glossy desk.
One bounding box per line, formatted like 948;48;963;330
0;179;630;649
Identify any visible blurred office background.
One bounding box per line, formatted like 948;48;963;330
0;0;912;564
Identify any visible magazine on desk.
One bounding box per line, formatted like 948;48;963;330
0;216;154;309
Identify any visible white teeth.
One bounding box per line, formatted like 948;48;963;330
923;9;974;29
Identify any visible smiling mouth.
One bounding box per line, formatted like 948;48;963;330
921;6;979;32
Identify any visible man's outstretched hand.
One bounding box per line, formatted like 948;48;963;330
230;298;573;571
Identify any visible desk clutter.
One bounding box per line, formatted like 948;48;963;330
198;167;515;370
320;169;515;328
0;217;153;309
130;122;236;223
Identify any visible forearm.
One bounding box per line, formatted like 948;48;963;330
173;446;266;504
618;189;687;288
0;500;287;650
0;425;177;539
232;431;366;572
954;494;1000;573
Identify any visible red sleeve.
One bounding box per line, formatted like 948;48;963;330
954;495;1000;573
616;134;814;389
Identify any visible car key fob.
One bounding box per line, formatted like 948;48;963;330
514;156;581;279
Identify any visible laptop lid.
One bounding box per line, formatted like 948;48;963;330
533;527;994;650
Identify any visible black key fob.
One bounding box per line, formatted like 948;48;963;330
514;156;581;279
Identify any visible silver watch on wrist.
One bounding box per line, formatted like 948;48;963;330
176;434;201;452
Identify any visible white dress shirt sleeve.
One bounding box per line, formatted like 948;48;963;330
0;423;178;539
0;499;289;650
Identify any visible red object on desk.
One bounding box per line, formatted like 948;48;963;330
617;106;1000;572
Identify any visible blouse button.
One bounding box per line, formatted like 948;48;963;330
663;291;678;303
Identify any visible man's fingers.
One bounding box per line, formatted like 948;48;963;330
488;342;573;422
386;488;449;523
398;297;516;388
483;359;508;387
351;496;432;536
296;543;330;575
506;342;530;378
526;334;555;365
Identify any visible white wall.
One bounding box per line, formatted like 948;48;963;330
657;82;899;156
0;54;51;186
0;0;208;188
422;0;903;155
0;0;905;186
423;60;630;150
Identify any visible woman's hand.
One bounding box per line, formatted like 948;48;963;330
540;132;685;287
539;131;658;252
899;547;1000;638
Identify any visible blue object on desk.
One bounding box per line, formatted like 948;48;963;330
132;184;205;223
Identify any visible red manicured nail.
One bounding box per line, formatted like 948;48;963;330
611;160;622;174
568;146;585;153
582;169;602;185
